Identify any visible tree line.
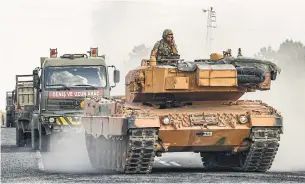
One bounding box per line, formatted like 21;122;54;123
255;39;305;66
127;39;305;67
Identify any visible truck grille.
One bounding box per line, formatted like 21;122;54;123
47;99;83;110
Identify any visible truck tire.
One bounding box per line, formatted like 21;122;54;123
6;114;12;127
25;132;32;148
32;129;40;150
16;128;25;147
40;134;51;152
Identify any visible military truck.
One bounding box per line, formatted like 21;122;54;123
82;48;283;174
5;91;15;127
12;75;35;147
1;110;6;127
31;48;120;152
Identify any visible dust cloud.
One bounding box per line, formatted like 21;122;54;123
40;130;96;173
242;58;305;171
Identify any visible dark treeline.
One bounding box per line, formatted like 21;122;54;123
255;39;305;67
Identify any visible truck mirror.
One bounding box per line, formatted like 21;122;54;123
33;75;40;89
33;69;38;76
113;70;120;83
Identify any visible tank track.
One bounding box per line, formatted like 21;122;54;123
86;128;158;174
240;127;281;172
200;127;281;172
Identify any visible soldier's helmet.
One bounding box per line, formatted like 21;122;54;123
162;29;174;39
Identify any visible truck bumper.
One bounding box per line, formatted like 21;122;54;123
41;116;83;135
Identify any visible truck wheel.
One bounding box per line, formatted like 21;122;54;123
16;128;25;147
6;115;12;127
40;134;51;152
32;129;40;150
25;132;32;148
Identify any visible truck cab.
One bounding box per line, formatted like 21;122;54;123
31;48;120;151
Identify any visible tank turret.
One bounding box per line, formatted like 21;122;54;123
125;48;281;107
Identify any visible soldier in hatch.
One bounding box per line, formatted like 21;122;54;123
150;29;179;62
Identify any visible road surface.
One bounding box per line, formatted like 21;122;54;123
1;128;305;183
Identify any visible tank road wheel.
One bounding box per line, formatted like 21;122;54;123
237;127;281;172
200;152;217;170
200;127;281;172
200;152;242;171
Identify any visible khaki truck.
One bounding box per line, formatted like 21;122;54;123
12;75;35;147
82;48;283;174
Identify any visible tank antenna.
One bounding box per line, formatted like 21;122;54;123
202;7;217;55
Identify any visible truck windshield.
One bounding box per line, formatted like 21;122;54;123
44;66;107;89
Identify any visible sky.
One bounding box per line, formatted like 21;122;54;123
1;0;304;103
0;0;305;171
1;0;305;104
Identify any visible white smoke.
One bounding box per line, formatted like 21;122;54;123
40;130;97;173
242;57;305;171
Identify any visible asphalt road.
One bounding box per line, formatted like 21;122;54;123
1;127;305;183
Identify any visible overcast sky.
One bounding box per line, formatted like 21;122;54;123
1;0;304;108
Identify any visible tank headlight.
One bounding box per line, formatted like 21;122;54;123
162;117;170;125
49;117;55;123
239;115;248;124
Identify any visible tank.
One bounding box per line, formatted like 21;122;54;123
81;48;283;174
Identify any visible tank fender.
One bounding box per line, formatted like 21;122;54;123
127;117;160;129
250;115;283;128
82;116;128;139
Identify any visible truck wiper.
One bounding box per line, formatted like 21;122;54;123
72;84;98;89
46;84;70;90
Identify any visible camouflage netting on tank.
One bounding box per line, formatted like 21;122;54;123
236;67;266;84
174;57;280;74
220;57;281;74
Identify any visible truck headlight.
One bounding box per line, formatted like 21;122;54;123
80;101;85;108
239;115;248;124
49;117;55;123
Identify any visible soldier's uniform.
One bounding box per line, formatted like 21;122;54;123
151;29;178;61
